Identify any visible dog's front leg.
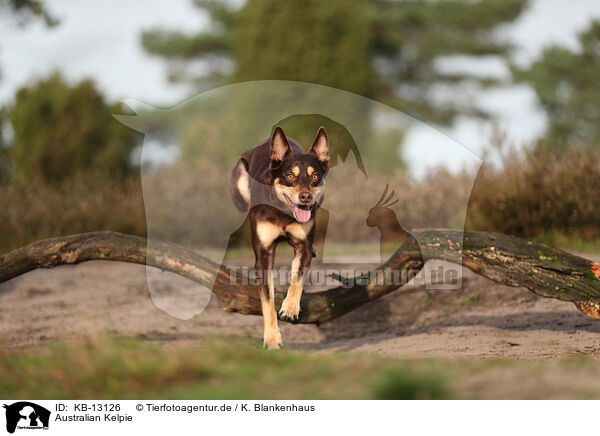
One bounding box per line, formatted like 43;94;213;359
280;242;312;320
253;242;282;350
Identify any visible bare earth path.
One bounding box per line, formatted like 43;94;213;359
2;255;600;359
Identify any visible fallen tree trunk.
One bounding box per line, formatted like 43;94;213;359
1;230;600;324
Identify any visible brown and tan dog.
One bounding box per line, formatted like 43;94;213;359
229;126;329;349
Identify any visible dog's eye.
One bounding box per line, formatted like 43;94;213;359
311;173;319;182
286;172;295;180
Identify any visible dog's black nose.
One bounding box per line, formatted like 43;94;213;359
299;191;313;203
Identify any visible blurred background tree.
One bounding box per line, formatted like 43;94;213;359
512;20;600;149
0;0;58;181
0;0;57;27
0;72;146;251
0;1;147;252
8;74;140;183
142;0;528;126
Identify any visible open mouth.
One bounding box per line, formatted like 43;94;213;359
284;195;313;223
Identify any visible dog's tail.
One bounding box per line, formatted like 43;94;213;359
229;157;251;213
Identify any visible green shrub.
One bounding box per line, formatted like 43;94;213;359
8;73;140;183
467;144;600;241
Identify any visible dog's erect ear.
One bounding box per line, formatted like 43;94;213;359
270;126;291;162
309;126;330;170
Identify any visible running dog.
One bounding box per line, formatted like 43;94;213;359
229;126;329;349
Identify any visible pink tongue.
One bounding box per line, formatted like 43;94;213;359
293;205;312;223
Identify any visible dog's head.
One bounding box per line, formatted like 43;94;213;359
263;126;330;223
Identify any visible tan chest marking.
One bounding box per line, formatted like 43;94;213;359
236;166;250;204
256;221;284;248
285;220;314;241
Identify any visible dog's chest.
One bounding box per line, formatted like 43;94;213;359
285;221;313;241
255;220;313;247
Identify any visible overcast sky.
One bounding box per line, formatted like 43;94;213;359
2;0;600;177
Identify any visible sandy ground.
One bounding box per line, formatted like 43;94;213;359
2;255;600;360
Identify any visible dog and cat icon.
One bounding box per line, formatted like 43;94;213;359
3;402;50;434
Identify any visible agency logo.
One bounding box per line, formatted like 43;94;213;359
3;402;50;434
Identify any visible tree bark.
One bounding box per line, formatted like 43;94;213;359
1;230;600;324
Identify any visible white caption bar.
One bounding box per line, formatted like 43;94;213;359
0;400;593;436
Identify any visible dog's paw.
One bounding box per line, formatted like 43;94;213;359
263;328;282;350
279;297;301;320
